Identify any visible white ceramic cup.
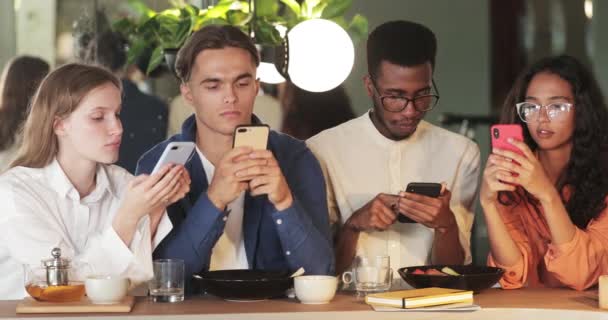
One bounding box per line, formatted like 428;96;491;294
85;275;129;304
294;275;337;304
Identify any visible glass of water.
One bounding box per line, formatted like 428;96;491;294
342;255;392;296
149;259;185;302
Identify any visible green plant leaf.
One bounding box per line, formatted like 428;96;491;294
312;2;327;18
321;0;352;19
255;0;278;17
114;0;367;77
200;17;230;27
126;37;147;66
227;11;252;26
253;18;283;45
301;0;321;18
329;16;347;29
347;14;368;43
169;0;188;7
167;19;192;48
206;2;233;18
180;5;199;34
146;45;164;75
279;0;300;17
127;0;155;18
181;4;199;18
156;15;181;46
138;15;159;35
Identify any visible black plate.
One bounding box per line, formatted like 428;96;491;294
398;265;504;292
192;269;292;300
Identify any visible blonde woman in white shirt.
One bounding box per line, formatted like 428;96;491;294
0;63;190;299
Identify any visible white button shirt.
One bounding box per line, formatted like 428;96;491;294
307;111;480;286
0;159;156;299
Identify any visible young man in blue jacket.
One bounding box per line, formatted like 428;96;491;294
136;25;334;293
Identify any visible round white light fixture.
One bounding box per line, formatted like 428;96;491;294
258;62;286;84
282;19;354;92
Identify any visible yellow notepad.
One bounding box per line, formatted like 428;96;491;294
365;287;473;309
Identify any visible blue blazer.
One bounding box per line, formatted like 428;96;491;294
136;115;334;292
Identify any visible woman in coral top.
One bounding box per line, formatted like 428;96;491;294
482;55;608;290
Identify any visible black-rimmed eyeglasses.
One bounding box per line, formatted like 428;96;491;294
370;77;440;113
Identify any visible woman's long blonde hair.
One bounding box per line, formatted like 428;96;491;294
10;63;121;169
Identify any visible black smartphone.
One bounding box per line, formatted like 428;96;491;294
397;182;443;223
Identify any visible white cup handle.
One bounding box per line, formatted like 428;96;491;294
342;271;353;284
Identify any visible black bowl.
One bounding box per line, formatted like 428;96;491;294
192;269;292;300
398;265;504;292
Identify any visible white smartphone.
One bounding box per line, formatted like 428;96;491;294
232;125;270;150
151;141;196;173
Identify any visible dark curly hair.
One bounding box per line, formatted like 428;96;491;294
367;20;437;79
499;55;608;229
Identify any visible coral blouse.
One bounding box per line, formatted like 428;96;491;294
488;188;608;291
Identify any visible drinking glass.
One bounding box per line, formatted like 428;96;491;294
148;259;185;302
342;255;392;296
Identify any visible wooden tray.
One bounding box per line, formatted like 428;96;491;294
16;296;135;313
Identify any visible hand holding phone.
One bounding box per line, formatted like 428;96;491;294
152;142;196;174
397;182;442;223
346;193;401;231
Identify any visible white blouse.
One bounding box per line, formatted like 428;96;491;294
0;159;155;299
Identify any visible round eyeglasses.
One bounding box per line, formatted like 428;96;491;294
370;77;440;113
515;102;573;122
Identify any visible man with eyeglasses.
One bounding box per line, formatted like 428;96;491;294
307;21;481;285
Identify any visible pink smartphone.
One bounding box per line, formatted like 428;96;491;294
491;124;524;156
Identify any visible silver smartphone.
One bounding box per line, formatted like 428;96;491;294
151;141;196;173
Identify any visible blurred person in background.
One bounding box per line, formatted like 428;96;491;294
281;82;355;140
0;56;50;172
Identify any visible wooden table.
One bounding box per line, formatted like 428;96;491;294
0;288;606;320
